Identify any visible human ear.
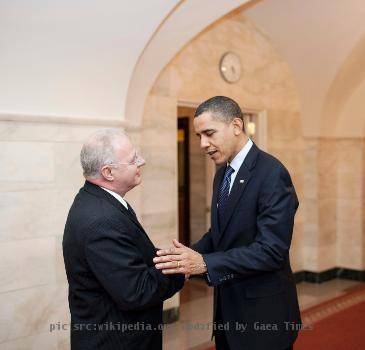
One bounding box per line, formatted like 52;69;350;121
232;118;244;135
101;165;114;181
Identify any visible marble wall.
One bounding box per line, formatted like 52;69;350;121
335;139;363;269
296;137;364;272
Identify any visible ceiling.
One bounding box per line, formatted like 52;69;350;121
1;0;364;136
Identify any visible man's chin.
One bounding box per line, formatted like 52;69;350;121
212;157;226;166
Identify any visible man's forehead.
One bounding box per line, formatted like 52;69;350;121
194;112;223;132
114;138;134;155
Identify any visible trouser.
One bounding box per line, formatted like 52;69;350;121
214;299;293;350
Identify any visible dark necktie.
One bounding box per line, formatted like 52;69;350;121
217;165;235;226
126;201;137;219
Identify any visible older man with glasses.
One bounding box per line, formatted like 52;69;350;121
63;128;184;350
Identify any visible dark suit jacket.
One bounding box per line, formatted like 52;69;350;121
192;144;301;350
63;181;184;350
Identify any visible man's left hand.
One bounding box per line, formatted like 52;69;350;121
153;239;207;275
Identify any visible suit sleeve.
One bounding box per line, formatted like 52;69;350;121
85;220;184;311
203;165;298;287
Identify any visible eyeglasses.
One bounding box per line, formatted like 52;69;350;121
108;152;145;167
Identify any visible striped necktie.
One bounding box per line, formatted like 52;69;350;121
217;165;235;226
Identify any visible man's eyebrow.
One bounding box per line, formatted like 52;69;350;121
197;128;215;135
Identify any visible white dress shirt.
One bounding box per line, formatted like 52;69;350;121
228;138;253;193
100;186;128;209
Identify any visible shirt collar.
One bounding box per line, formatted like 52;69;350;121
228;138;253;172
100;186;128;209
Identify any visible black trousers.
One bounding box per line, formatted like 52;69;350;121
214;300;230;350
216;332;293;350
215;329;230;350
214;300;293;350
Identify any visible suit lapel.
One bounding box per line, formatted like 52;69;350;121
217;164;252;244
216;143;260;246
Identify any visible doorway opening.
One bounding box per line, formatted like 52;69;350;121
177;116;190;246
177;106;208;247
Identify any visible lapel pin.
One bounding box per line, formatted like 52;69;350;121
240;179;245;184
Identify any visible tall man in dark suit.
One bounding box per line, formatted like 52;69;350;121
154;96;301;350
63;128;184;350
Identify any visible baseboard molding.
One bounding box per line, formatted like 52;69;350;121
163;307;179;324
294;267;365;283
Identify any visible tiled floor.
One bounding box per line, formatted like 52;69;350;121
163;278;364;350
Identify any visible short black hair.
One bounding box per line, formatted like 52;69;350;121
194;96;244;125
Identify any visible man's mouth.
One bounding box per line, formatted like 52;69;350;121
206;150;217;157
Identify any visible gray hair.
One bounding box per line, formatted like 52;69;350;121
80;128;126;178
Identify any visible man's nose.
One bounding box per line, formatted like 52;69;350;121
137;156;146;167
200;136;210;149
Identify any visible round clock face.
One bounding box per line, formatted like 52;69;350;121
219;52;242;83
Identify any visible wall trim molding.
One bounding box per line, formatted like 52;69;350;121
0;113;140;130
294;267;365;284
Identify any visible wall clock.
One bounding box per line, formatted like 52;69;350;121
219;52;242;83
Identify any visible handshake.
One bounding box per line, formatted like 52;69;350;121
153;239;207;279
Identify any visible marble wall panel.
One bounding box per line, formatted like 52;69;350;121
301;245;319;272
0;142;54;183
363;142;365;268
0;333;58;350
0;284;68;344
53;143;84;187
141;179;177;216
141;211;177;247
337;139;363;200
318;199;337;244
316;243;338;271
337;198;363;268
140;147;176;181
54;235;68;285
267;111;302;145
0;189;78;242
0;237;57;294
317;139;338;200
290;222;303;271
301;142;319;201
